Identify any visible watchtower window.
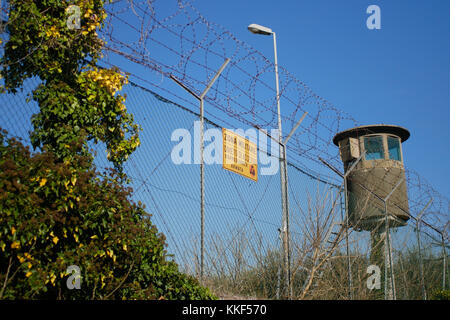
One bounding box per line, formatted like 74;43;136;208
388;136;401;161
364;136;384;160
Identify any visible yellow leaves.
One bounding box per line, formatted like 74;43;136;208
25;271;32;278
0;242;5;252
90;235;98;240
39;178;47;187
122;244;127;252
87;23;97;32
49;231;59;244
106;249;117;263
45;26;61;38
11;241;20;249
11;226;16;235
71;175;77;186
84;67;128;96
101;274;106;289
49;272;57;286
18;252;33;264
84;9;93;18
74;233;79;243
27;236;36;245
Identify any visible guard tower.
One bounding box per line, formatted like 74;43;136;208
333;124;410;231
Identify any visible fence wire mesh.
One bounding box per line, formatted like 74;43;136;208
2;77;447;300
0;0;449;300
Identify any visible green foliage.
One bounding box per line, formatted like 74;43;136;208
1;0;105;90
430;289;450;300
0;0;140;171
0;130;215;299
0;1;215;300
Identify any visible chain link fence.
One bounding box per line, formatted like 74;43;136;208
0;76;448;300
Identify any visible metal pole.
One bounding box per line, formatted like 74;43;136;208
319;151;366;300
416;218;426;300
383;178;404;300
282;143;292;299
199;59;230;283
199;97;205;282
281;113;307;300
344;177;353;300
343;152;366;300
273;32;282;142
442;233;447;290
383;202;397;300
383;209;389;300
271;31;290;299
415;198;432;300
170;59;230;283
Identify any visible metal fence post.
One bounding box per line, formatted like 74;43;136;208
170;59;230;282
415;198;432;300
199;97;205;282
442;233;447;290
280;112;307;299
382;177;404;300
319;151;365;300
343;176;353;300
280;143;291;299
416;219;426;300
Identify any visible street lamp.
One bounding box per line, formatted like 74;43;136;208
248;22;290;298
247;24;282;144
248;23;273;35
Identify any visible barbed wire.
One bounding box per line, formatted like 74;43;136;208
0;0;448;235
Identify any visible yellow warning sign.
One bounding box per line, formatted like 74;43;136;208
222;128;258;181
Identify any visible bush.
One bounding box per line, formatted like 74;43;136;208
430;290;450;300
0;129;215;300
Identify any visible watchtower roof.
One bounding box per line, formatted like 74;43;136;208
333;124;410;146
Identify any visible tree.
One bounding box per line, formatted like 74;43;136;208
1;0;140;171
0;130;214;299
0;1;215;299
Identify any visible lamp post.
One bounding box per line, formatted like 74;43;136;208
248;23;291;299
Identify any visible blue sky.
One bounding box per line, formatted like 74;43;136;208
1;0;447;270
192;0;450;198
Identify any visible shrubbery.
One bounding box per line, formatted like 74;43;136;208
0;130;215;299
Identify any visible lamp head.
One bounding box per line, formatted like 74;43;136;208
247;23;273;35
